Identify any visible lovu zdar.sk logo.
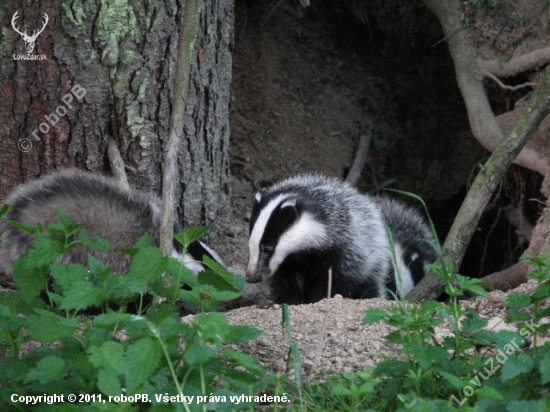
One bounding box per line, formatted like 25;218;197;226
12;11;48;60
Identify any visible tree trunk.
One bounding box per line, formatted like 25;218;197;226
0;0;233;227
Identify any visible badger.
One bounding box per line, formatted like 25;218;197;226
0;169;224;276
375;195;438;299
246;174;436;304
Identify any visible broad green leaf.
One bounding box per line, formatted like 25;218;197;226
500;353;534;382
362;308;388;324
223;349;264;376
174;225;212;250
184;344;219;365
24;356;66;384
125;337;161;394
88;341;125;374
26;310;79;342
97;367;122;396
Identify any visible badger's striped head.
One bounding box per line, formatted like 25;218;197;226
246;191;328;283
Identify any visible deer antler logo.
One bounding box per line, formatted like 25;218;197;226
11;11;49;54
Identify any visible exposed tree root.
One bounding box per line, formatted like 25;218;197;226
480;260;529;292
407;66;550;302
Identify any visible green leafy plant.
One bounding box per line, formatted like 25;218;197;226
280;194;550;411
0;205;266;411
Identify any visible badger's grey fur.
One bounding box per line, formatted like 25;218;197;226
375;195;437;299
246;174;436;304
0;169;223;275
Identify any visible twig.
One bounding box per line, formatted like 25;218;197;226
106;138;130;191
345;130;372;187
312;267;332;371
431;26;466;47
327;267;333;299
484;71;538;92
160;0;204;256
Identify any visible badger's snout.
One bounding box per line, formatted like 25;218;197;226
245;262;268;283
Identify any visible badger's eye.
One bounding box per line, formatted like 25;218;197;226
261;245;275;254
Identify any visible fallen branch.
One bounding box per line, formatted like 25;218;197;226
160;0;204;255
407;67;550;302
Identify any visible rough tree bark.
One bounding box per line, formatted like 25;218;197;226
0;0;233;228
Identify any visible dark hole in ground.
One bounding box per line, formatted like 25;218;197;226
307;1;542;278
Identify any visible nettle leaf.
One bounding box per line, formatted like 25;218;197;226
93;312;132;328
193;312;231;345
97;367;122;397
461;307;488;334
223;349;264;376
224;324;262;344
330;383;352;396
500;353;534;382
50;262;89;294
475;386;505;401
199;257;245;291
178;289;201;308
88;341;125;374
126;246;166;283
26;310;80;343
184;343;219;366
531;281;550;300
24;356;67;384
165;256;198;287
58;281;106;311
12;236;62;299
507;399;547;412
174;225;212;250
79;229;112;252
2;217;38;235
437;371;464;390
538;353;550;384
120;233;152;257
471;329;500;346
362;308;388;324
504;292;532;309
125;337;162;394
50;210;84;240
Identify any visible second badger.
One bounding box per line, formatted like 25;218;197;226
0;169;224;276
246;174;436;304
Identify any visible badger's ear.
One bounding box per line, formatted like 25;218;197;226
280;198;299;224
255;192;262;202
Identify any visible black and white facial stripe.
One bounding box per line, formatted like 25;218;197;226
0;170;224;276
247;194;329;284
246;174;393;304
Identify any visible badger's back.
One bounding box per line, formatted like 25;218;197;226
0;170;163;274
